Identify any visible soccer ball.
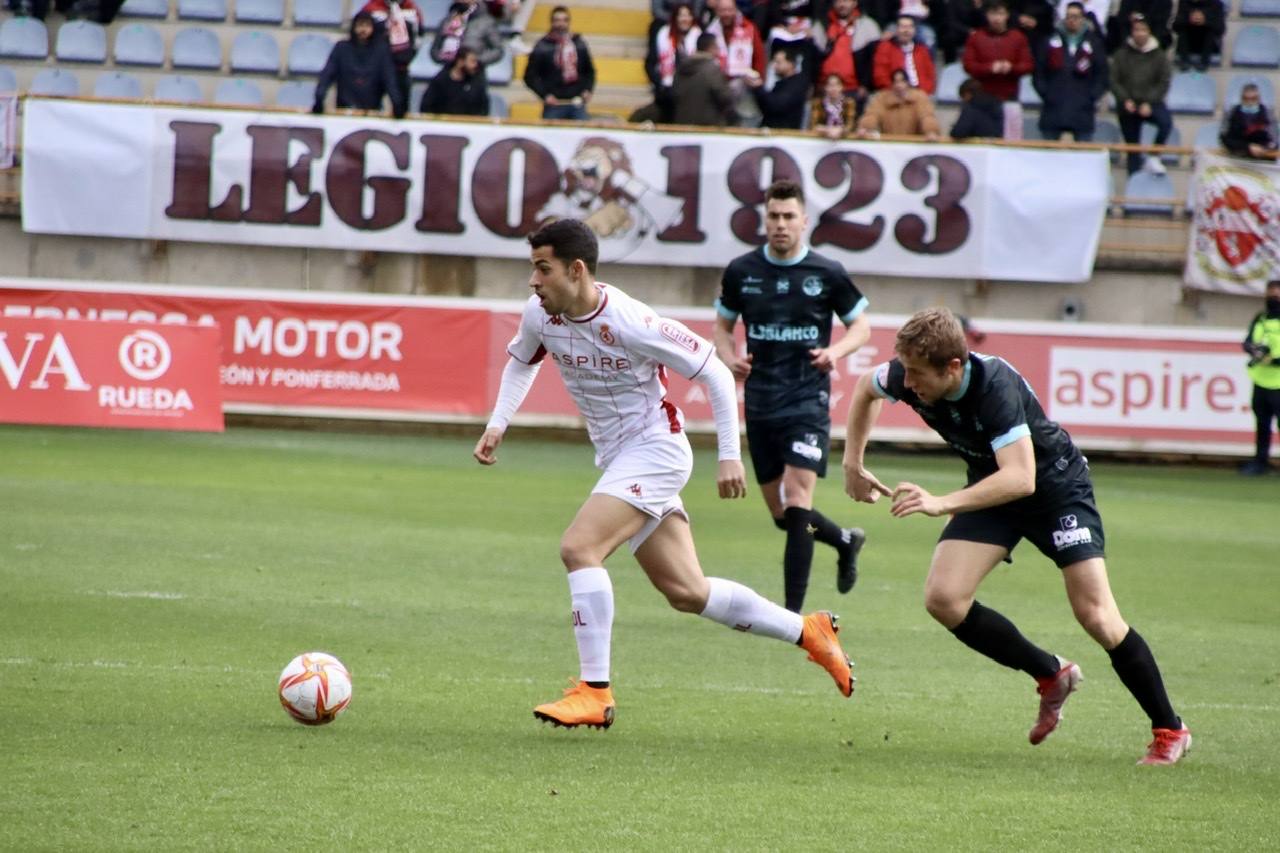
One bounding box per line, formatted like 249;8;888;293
277;652;352;726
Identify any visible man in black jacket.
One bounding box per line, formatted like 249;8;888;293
1033;1;1108;141
1172;0;1223;71
1220;83;1279;159
746;46;811;129
523;5;597;120
313;12;405;118
420;46;490;115
951;77;1005;138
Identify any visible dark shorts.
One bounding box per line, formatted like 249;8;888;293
745;416;830;484
939;479;1106;569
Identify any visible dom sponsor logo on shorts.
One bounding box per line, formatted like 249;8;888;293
1052;514;1093;550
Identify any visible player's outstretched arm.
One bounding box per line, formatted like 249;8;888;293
474;356;541;466
696;356;747;499
842;371;892;503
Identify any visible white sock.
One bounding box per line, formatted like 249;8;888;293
567;567;613;683
700;577;803;643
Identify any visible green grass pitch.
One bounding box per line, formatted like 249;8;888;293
2;424;1277;850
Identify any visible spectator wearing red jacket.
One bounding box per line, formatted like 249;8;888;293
873;15;937;93
961;0;1032;101
819;0;882;96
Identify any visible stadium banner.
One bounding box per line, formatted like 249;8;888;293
20;99;1107;283
0;279;1260;456
0;94;14;170
0;315;224;431
1184;151;1280;296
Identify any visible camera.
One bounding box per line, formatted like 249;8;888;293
1246;343;1271;366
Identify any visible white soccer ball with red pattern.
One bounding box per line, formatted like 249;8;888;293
277;652;352;725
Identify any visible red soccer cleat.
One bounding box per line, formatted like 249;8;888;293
1138;725;1192;765
1029;658;1082;745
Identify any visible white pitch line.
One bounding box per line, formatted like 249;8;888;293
95;590;187;600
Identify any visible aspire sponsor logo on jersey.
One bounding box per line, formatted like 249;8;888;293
746;323;821;343
1052;514;1093;550
549;351;632;373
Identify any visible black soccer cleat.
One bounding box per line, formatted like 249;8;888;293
836;527;865;594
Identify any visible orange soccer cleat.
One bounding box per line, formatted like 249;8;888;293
1029;658;1083;745
533;681;616;730
1138;725;1192;765
800;611;855;698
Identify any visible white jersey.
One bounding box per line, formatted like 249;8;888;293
507;283;716;467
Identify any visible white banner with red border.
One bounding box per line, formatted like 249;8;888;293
0;278;1260;455
20;99;1108;283
1185;151;1280;296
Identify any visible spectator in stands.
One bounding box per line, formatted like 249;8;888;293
874;15;938;93
672;32;738;125
1220;83;1279;159
420;45;490;115
646;3;703;122
705;0;769;124
818;0;881;103
1106;0;1172;53
523;6;596;120
962;0;1033;102
1033;1;1108;141
1171;0;1223;71
1111;14;1172;174
1054;0;1107;35
946;0;988;63
313;11;406;118
1240;280;1280;476
812;71;858;137
950;75;1005;137
361;0;425;111
8;0;122;21
745;45;812;127
430;0;506;69
1013;0;1055;48
856;67;941;136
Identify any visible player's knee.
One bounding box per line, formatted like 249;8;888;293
1073;601;1125;645
923;586;967;626
663;583;706;613
558;537;601;570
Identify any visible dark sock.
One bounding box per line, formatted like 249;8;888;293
585;681;610;689
1107;628;1180;730
782;506;815;613
807;508;848;551
949;601;1060;679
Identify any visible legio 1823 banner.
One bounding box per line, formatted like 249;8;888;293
20;99;1108;283
0;315;224;431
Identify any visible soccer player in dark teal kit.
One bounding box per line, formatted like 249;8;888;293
842;307;1189;765
713;180;872;613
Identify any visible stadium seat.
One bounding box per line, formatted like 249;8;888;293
236;0;286;24
213;77;265;105
1018;75;1042;107
410;81;427;111
1225;73;1276;107
1231;25;1280;68
488;91;508;118
485;48;512;85
0;16;49;60
936;61;963;105
276;79;315;107
1166;71;1216;113
29;68;80;96
230;30;281;74
409;45;442;80
178;0;228;20
1094;118;1122;145
114;23;165;67
1241;0;1280;16
0;65;16;93
93;70;144;99
119;0;169;17
293;0;344;27
155;74;204;102
287;33;333;75
1141;122;1183;166
172;27;223;69
55;20;108;63
1021;116;1043;140
420;0;454;29
1192;122;1220;149
1122;170;1176;216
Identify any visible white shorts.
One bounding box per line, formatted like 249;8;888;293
592;430;692;553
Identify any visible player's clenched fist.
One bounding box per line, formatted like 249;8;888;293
473;427;504;465
717;459;748;499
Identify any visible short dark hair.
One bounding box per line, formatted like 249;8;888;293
984;0;1007;11
891;68;909;83
959;78;984;99
696;32;718;52
1242;82;1261;94
528;219;599;275
1267;279;1280;291
764;179;804;207
1065;1;1085;11
452;46;476;65
551;5;569;17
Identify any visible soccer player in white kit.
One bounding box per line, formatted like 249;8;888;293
473;219;855;729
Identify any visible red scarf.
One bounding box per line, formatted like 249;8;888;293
553;32;579;84
709;13;755;78
657;23;701;86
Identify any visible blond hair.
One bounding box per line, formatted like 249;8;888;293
895;307;968;369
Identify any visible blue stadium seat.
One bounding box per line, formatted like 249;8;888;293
1166;71;1216;113
29;68;80;96
1018;75;1042;107
485;47;512;85
172;27;222;69
0;16;49;59
214;77;265;105
1123;170;1176;216
119;0;169;17
230;30;280;74
410;80;427;110
488;91;508;118
293;0;344;26
1241;0;1280;16
55;20;108;63
1021;115;1043;140
288;33;333;75
114;23;165;66
94;70;144;99
178;0;228;20
276;79;315;107
409;44;442;80
236;0;285;24
936;61;963;105
1094;119;1122;145
0;65;16;92
155;74;204;102
1225;73;1276;107
1232;25;1280;68
1141;122;1183;165
421;0;454;29
1192;122;1220;149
